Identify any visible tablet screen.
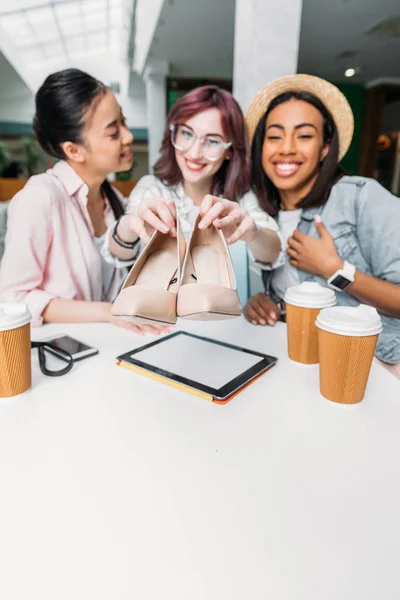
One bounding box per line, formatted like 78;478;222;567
129;333;263;389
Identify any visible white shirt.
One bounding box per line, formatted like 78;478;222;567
102;175;285;269
270;208;302;301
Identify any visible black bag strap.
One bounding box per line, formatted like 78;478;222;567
31;341;74;377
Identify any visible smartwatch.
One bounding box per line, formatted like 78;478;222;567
327;261;356;291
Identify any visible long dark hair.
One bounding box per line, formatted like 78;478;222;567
154;85;251;202
251;91;345;217
33;68;124;219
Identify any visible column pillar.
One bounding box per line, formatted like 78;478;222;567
233;0;303;298
233;0;303;112
143;59;169;171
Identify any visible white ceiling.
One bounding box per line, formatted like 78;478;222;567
148;0;235;79
0;0;124;72
298;0;400;83
148;0;400;84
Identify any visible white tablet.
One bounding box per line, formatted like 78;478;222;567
117;331;277;401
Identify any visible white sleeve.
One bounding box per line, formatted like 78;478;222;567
127;175;169;211
240;191;285;270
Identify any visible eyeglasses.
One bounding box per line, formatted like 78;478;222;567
170;124;232;162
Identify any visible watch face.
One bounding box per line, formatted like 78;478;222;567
330;274;351;290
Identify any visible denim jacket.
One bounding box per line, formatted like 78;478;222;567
262;176;400;364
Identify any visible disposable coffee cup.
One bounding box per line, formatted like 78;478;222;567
316;304;382;404
284;282;336;364
0;303;32;398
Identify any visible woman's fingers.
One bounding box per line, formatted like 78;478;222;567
153;198;177;233
253;294;274;325
287;247;298;258
213;209;242;229
128;214;151;244
226;214;254;244
137;198;177;235
141;207;171;234
287;235;302;250
243;301;262;325
139;324;171;335
253;293;280;326
112;316;170;336
199;194;219;218
244;294;269;325
198;200;225;230
113;318;145;335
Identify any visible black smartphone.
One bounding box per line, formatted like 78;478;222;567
43;335;99;362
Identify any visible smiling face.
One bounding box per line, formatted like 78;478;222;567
174;107;231;186
62;89;134;179
262;98;330;198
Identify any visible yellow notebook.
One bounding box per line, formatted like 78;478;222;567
116;331;277;404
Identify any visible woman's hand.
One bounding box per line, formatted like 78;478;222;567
198;194;257;244
110;314;171;336
118;197;177;245
42;299;171;335
105;305;171;336
287;216;343;278
243;293;281;326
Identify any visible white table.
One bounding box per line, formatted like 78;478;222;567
0;318;399;600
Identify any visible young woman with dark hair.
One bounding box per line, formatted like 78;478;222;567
243;75;400;377
105;85;282;266
0;68;167;335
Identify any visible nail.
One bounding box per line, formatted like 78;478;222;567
252;320;257;325
260;319;267;326
314;215;322;223
268;319;275;326
170;227;177;236
198;220;206;229
161;225;169;233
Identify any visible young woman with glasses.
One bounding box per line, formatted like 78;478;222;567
104;85;283;267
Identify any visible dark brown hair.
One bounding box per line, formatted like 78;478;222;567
34;68;124;219
251;91;345;217
154;85;251;202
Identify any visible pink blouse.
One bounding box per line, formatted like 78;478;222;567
0;161;122;326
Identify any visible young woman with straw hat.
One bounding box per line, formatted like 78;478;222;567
243;74;400;376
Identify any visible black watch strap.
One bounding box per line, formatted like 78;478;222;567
112;215;140;250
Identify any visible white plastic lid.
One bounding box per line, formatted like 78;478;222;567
284;282;336;309
0;303;32;332
316;304;383;337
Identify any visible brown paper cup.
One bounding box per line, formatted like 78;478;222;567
0;322;32;398
286;303;322;364
318;329;378;404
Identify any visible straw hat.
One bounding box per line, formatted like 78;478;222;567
245;74;354;161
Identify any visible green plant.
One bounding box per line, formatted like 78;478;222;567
0;141;11;175
21;137;40;176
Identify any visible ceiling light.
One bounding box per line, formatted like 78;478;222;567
345;68;356;77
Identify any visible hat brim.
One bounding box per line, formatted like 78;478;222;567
245;74;354;161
